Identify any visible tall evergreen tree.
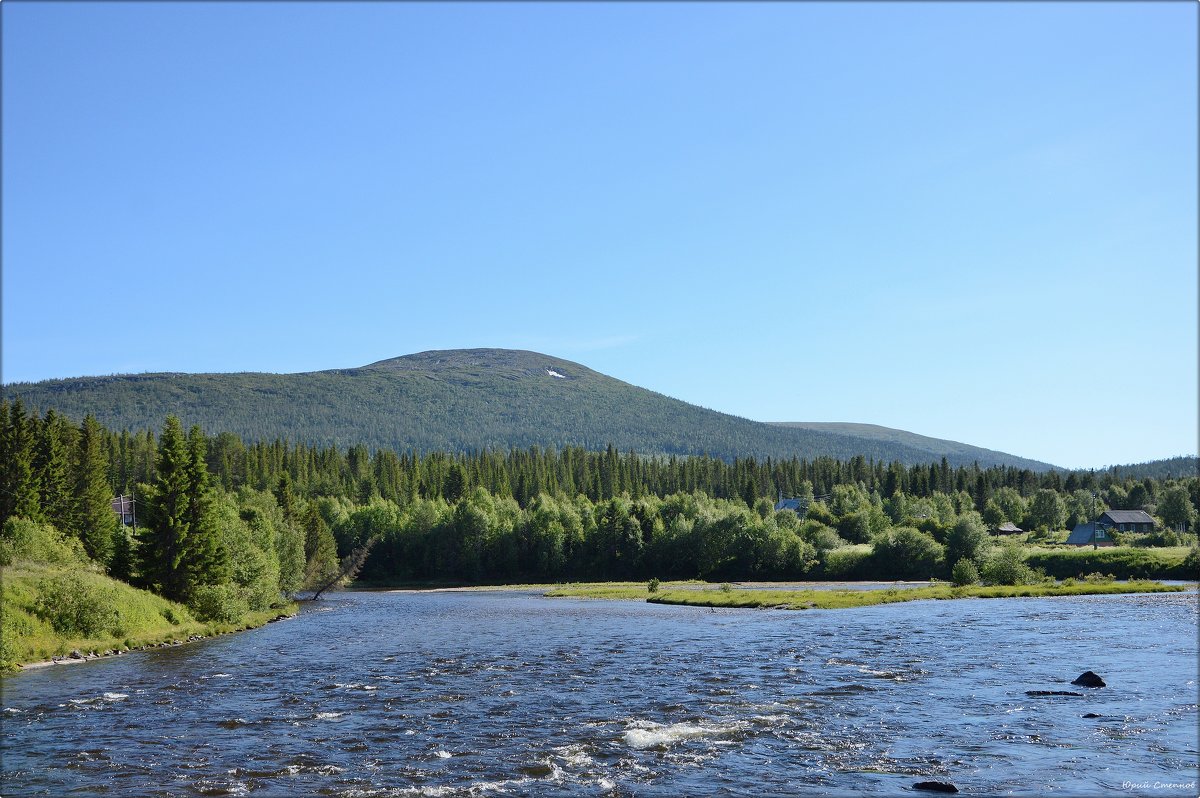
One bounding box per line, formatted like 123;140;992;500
1;399;43;526
443;463;468;503
138;416;193;600
74;415;117;564
274;472;298;525
109;524;136;583
35;409;75;533
301;503;339;590
183;424;229;589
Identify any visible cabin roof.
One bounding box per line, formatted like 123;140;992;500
1099;509;1154;525
1066;523;1099;545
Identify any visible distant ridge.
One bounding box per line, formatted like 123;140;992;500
768;422;1028;467
4;348;1058;470
1092;456;1198;481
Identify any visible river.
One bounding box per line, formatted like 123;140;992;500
2;589;1197;796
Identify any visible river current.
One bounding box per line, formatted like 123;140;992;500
2;589;1197;796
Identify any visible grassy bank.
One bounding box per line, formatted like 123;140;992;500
545;580;1189;610
1022;546;1196;580
1;563;295;672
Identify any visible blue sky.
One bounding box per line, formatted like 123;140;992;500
3;2;1196;470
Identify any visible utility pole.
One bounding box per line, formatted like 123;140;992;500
1091;491;1098;551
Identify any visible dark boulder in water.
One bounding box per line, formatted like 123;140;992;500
913;781;959;793
1026;690;1084;697
1071;671;1106;688
1083;713;1103;719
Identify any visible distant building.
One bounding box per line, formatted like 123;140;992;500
774;498;808;515
1066;522;1115;547
992;522;1023;536
1097;509;1155;533
111;495;135;526
1066;509;1155;546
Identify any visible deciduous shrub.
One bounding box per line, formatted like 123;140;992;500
33;572;117;637
1082;572;1116;584
0;519;86;567
980;543;1037;586
945;513;990;566
188;584;250;623
870;527;943;579
800;522;845;555
951;558;980;587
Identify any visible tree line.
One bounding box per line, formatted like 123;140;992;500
2;401;1197;620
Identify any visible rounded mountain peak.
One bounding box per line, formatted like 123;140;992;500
361;348;592;379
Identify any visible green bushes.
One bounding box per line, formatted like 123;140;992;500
821;544;874;579
1128;530;1198;548
951;558;980;587
870;527;943;579
980;543;1038;586
1;561;289;670
33;572;119;637
0;518;87;567
945;513;990;566
188;584;250;623
1023;546;1196;580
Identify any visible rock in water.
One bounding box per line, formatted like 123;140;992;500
1026;690;1084;697
1083;713;1103;719
1071;671;1106;688
913;781;959;793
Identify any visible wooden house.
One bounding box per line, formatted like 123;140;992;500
1066;522;1115;547
1097;509;1155;533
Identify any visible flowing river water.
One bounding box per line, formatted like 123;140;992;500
2;589;1197;796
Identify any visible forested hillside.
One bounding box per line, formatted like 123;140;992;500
2;404;1195;618
5;349;1055;470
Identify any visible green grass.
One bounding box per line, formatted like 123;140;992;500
1;562;294;671
541;580;708;599
1022;546;1196;580
546;580;1189;610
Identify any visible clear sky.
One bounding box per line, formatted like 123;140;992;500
2;2;1196;470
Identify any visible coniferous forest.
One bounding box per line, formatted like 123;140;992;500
2;398;1197;630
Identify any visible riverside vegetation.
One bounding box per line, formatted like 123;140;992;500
2;401;1197;668
545;578;1187;608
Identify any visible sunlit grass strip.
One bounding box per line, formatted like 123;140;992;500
1;563;296;671
545;581;1188;610
540;581;705;599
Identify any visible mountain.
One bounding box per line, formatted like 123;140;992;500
3;348;1057;470
768;422;1039;468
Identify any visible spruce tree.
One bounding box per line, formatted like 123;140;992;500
36;410;76;533
443;463;467;503
183;424;229;590
1;399;43;525
274;472;298;526
109;525;136;582
138;416;192;600
301;503;338;590
74;415;117;564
